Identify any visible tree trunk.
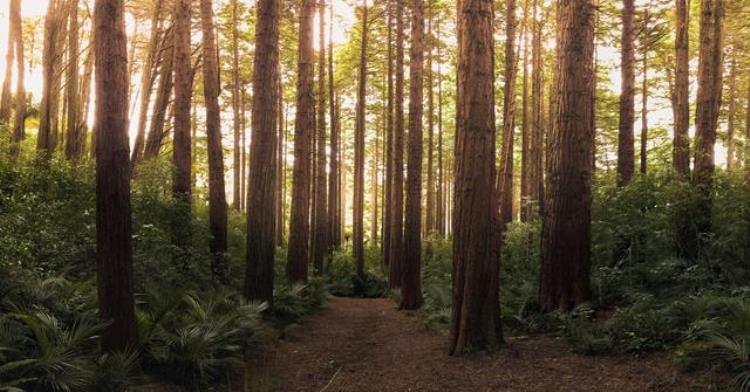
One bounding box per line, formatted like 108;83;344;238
617;0;636;186
690;0;725;252
539;0;595;312
94;0;137;352
0;0;17;124
37;0;61;158
674;0;691;178
143;34;174;160
370;122;379;244
64;0;83;161
245;0;280;304
640;49;648;175
383;0;394;266
520;0;532;222
199;0;228;283
499;0;518;238
353;0;369;276
401;0;425;311
276;82;285;246
388;0;405;288
726;57;737;171
425;1;435;235
450;0;502;355
527;0;543;221
9;0;24;159
172;0;193;268
745;81;750;182
436;20;444;236
312;0;328;275
131;0;164;168
286;0;315;283
328;0;341;250
231;0;242;210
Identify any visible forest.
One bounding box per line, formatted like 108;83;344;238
0;0;748;390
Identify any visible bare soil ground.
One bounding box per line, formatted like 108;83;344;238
266;297;721;392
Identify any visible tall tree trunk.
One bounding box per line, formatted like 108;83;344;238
539;0;595;312
131;0;164;167
425;1;435;235
499;0;518;237
450;0;502;355
726;57;737;171
79;35;94;158
520;0;532;222
383;0;394;266
172;0;193;268
94;0;137;352
745;82;750;182
353;0;369;276
231;0;242;210
674;0;691;178
401;0;425;311
0;0;17;124
143;35;174;160
528;0;544;221
9;0;24;158
65;0;83;161
690;0;725;253
286;0;315;283
200;0;228;283
37;0;61;158
276;83;284;245
617;0;636;186
245;0;280;304
312;0;328;275
388;0;405;288
328;0;341;250
436;20;444;236
240;87;247;211
640;49;648;174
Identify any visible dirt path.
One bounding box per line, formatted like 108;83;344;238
269;297;711;391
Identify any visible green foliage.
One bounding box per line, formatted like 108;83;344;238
326;246;387;298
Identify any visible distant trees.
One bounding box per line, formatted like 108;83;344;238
539;0;596;312
245;0;280;304
94;0;137;352
450;0;502;355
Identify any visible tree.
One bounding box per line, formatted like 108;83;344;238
499;0;518;234
400;0;425;311
143;37;174;160
388;0;405;288
618;0;636;186
37;0;62;157
286;0;315;283
231;0;242;210
64;0;83;161
353;0;369;276
691;0;725;250
383;0;394;267
526;0;544;221
312;0;328;275
673;0;691;178
199;0;229;282
245;0;280;304
94;0;138;352
449;0;502;355
725;57;737;171
131;0;165;167
328;1;341;250
7;0;25;159
0;0;17;124
539;0;595;312
425;1;436;234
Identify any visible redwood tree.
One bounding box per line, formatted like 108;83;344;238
94;0;137;352
200;0;228;282
401;0;425;311
673;0;691;178
450;0;502;355
353;0;369;276
388;0;405;288
499;0;518;234
286;0;315;283
617;0;636;186
312;0;328;275
539;0;595;312
245;0;280;304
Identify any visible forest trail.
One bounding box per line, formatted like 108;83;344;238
266;297;708;392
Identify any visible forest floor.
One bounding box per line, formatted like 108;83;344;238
264;297;720;392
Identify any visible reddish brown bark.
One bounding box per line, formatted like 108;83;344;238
388;0;405;288
499;0;518;235
450;0;502;355
286;0;315;283
539;0;595;312
245;0;280;304
674;0;691;178
617;0;635;186
353;0;369;276
173;0;192;200
312;0;328;275
94;0;137;352
401;0;425;311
